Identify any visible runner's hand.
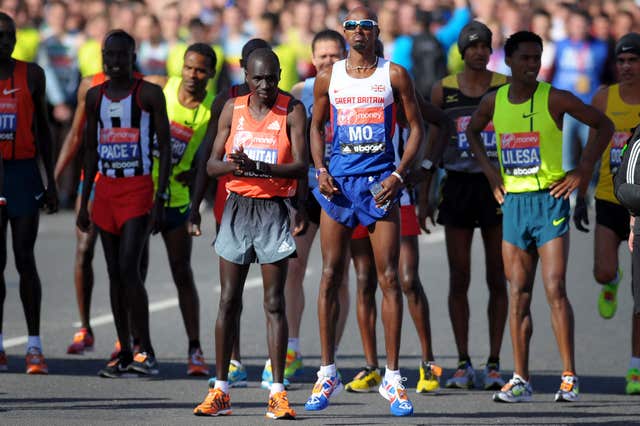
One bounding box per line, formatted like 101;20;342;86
318;172;339;198
291;204;308;237
76;206;90;232
573;196;589;232
487;168;506;204
417;200;435;234
550;168;586;200
229;146;257;173
149;199;165;235
44;185;59;214
175;169;196;186
188;209;202;237
374;173;403;207
630;216;636;252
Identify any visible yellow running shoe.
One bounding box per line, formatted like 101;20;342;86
345;366;381;393
626;368;640;395
416;361;442;393
598;268;621;319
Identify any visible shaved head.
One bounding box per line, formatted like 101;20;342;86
345;6;377;22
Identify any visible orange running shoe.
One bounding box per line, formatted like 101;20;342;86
110;340;121;360
26;348;48;374
0;351;8;372
67;328;94;355
266;390;296;419
187;348;210;376
193;388;232;416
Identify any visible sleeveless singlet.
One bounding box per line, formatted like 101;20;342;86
595;84;640;204
493;82;564;193
224;92;297;198
441;72;507;173
96;79;153;178
328;58;396;177
152;76;214;207
0;60;35;160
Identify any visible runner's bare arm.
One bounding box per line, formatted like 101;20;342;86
77;86;101;231
206;98;237;177
573;87;608;232
190;91;229;209
390;63;424;178
372;63;425;206
466;91;505;203
548;88;614;199
29;62;58;213
141;82;171;197
54;76;93;182
309;68;338;196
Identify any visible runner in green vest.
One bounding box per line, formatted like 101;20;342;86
145;43;217;376
466;31;614;403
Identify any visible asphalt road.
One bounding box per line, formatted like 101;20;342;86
1;209;639;425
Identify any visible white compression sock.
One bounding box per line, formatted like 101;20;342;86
287;338;299;354
214;380;229;394
385;366;400;382
270;382;285;395
320;364;336;377
27;336;42;351
630;357;640;371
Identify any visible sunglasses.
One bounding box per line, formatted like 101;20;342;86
342;19;378;31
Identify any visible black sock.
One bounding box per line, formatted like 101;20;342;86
459;355;471;366
487;357;500;366
189;340;201;353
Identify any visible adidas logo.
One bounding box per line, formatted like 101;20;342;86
277;239;294;253
267;120;281;131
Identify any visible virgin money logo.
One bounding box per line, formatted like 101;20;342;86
456;116;471;132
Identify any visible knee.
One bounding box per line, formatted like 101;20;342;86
398;269;419;295
449;269;470;292
322;262;346;286
218;290;242;316
545;283;568;308
593;265;616;285
377;267;399;292
263;292;285;316
14;251;36;275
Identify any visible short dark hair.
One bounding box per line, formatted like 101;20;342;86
312;29;346;54
246;47;280;70
103;29;136;51
240;38;271;67
185;42;217;70
504;31;543;57
0;12;15;32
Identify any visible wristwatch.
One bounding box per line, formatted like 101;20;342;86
315;167;328;179
421;158;435;172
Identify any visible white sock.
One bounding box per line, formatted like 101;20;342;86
230;359;242;368
27;336;41;351
384;366;401;382
630;357;640;371
287;338;299;354
0;333;4;352
320;364;336;377
513;373;529;383
270;382;285;395
264;359;271;368
214;380;229;394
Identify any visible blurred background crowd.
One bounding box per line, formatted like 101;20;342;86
2;0;640;206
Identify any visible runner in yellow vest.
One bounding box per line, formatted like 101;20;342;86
145;43;216;376
466;31;613;403
583;32;640;395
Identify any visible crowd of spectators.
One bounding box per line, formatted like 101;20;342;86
2;0;640;205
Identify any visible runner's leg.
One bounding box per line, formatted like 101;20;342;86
351;237;379;368
263;258;289;385
480;225;507;360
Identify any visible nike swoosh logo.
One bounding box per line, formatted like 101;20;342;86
622;46;633;52
34;192;44;201
2;88;20;95
522;112;538;119
552;217;566;226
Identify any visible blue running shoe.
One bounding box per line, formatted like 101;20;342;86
304;371;343;411
260;360;290;390
209;361;248;388
379;376;414;417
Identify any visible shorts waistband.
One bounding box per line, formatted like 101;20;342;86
506;189;551;198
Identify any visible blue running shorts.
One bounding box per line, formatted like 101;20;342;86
502;190;570;250
312;170;398;228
